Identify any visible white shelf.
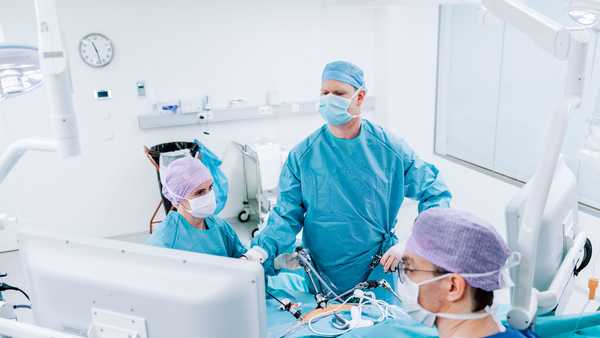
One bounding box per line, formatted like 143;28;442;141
323;0;479;7
137;97;376;130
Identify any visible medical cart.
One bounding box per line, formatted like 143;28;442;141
234;141;287;237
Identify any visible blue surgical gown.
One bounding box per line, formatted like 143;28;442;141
253;119;451;301
147;212;247;258
487;326;540;338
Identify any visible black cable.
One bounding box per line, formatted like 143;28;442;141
575;238;593;276
266;289;287;307
265;289;303;320
369;255;382;270
0;283;30;301
13;305;31;310
361;280;381;289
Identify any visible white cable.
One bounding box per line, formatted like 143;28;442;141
306;291;357;337
571;300;591;337
306;287;397;337
370;300;387;323
358;292;387;323
307;311;353;337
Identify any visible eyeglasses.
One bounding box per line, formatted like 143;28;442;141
396;261;441;283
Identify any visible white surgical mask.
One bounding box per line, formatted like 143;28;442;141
186;190;217;219
397;274;493;327
397;252;521;327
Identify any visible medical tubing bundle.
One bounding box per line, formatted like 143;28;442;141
306;289;395;337
278;277;397;337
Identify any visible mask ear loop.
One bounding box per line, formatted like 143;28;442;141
351;87;363;100
418;251;521;293
505;252;522;268
348;87;364;120
484;305;506;332
498;252;522;289
454;252;522;279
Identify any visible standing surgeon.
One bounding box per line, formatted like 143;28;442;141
244;60;452;301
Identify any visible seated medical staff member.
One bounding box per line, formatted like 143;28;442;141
246;60;452;301
398;208;533;338
146;156;247;258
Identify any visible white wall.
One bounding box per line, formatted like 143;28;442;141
375;5;517;226
0;0;379;239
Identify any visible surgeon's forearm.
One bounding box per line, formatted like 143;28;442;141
233;239;248;259
418;189;452;212
253;212;303;275
404;157;452;212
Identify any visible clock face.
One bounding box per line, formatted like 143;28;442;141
78;33;114;68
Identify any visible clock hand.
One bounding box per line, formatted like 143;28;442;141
90;41;101;64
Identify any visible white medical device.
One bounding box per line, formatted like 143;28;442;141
0;0;80;320
235;141;288;235
6;229;267;338
569;0;600;27
0;0;80;185
483;0;594;330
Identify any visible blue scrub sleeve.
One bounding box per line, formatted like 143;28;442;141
145;233;169;248
252;156;305;275
400;141;452;212
221;220;248;258
145;213;178;248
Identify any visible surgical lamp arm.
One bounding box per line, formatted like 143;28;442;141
0;0;79;186
35;0;79;157
482;0;571;60
0;139;58;184
483;0;590;330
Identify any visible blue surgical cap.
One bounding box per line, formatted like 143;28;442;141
322;60;366;90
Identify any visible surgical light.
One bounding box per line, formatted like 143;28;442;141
0;0;81;189
0;43;42;102
569;0;600;27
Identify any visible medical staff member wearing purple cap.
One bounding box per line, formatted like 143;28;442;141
146;156;247;258
397;208;533;338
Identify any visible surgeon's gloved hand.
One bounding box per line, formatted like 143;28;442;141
241;246;269;264
274;252;302;271
381;244;403;272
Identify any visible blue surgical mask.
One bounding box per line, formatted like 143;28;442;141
319;88;362;126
